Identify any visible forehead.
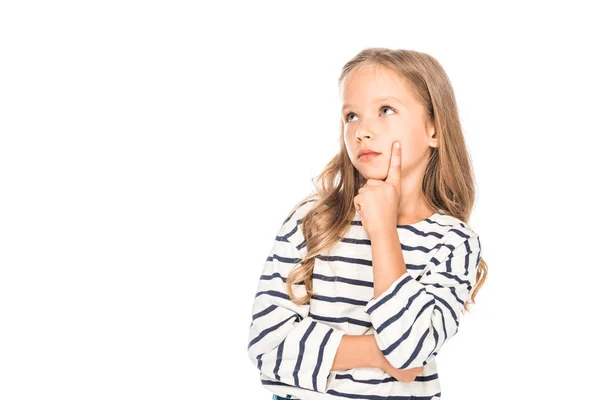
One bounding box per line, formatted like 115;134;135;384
340;64;412;109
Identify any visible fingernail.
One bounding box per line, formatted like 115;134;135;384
395;142;400;149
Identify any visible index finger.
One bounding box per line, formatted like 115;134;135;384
384;141;402;186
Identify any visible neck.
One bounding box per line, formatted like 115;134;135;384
395;168;435;225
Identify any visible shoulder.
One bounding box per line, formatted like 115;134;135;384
419;213;482;277
281;193;318;227
277;193;319;250
431;212;480;250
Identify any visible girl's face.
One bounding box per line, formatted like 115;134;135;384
341;63;437;181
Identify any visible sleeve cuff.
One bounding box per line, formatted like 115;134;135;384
319;328;345;393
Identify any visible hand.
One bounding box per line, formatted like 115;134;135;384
354;141;403;238
373;335;425;383
383;363;424;383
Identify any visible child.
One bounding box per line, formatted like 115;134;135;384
247;47;487;400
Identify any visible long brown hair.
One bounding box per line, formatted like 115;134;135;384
285;48;488;313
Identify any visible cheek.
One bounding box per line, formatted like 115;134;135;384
399;136;430;169
343;132;356;156
343;138;353;158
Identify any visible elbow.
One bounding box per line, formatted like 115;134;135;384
377;324;445;370
371;299;462;370
247;327;266;370
247;348;262;371
391;330;434;370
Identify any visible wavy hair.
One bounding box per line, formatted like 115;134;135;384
285;48;488;314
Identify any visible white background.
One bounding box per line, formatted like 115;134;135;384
1;1;599;399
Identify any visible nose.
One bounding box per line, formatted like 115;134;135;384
355;122;375;140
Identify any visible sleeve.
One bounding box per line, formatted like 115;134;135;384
247;206;346;394
363;231;481;370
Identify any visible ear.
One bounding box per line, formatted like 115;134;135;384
427;122;438;148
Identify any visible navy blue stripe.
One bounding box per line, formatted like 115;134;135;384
312;273;373;288
424;216;453;228
431;292;459;327
261;272;289;282
341;237;447;251
261;379;441;399
350;220;443;238
423;269;472;291
248;314;297;349
325;389;441;399
449;228;471;240
309;311;371;328
398;225;444;239
351;220;443;239
301;238;447;255
401;242;445;253
268;253;301;264
463;238;475;275
317;254;431;271
261;379;289;387
416;373;440;382
317;254;372;266
277;222;299;242
434;304;448;339
274;340;284;380
311;293;368;306
341;237;372;245
427;326;440;361
437;271;472;290
334;372;439;384
254;289;291;300
252;304;278;321
462;239;471;273
396;216;438;228
326;388;413;399
312;327;334;391
281;199;317;226
365;274;413;315
293;321;316;386
262;271;373;290
400;327;431;369
340;238;448;256
335;373;397;384
447;286;465;306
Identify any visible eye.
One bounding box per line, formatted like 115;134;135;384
344;104;397;123
380;104;396;115
345;112;357;123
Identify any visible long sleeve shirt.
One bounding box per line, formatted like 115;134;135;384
247;197;482;400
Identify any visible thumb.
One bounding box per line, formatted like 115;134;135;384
385;141;402;187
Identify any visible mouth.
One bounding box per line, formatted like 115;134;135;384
358;152;381;162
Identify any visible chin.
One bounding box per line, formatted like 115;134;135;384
358;168;386;181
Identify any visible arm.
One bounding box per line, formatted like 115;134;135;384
331;334;385;370
247;207;345;394
365;229;481;370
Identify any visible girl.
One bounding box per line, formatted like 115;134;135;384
247;48;488;400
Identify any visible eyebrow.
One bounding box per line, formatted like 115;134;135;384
342;96;405;111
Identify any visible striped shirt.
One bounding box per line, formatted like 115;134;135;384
247;198;482;400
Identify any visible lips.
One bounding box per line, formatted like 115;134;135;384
358;147;379;154
358;152;380;161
